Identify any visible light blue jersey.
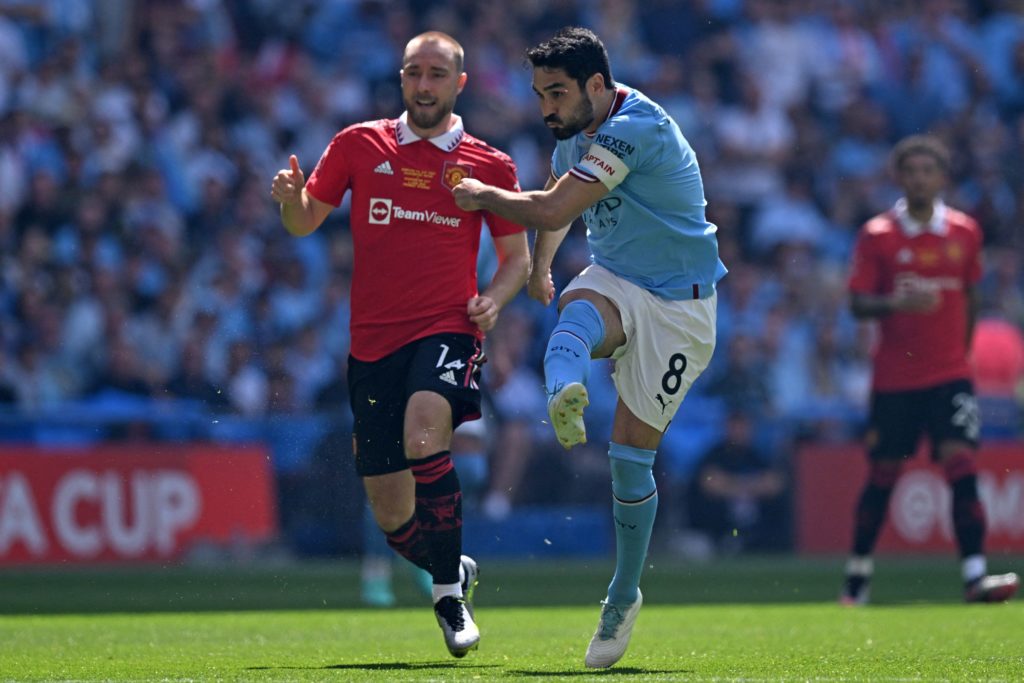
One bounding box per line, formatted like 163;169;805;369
551;85;727;300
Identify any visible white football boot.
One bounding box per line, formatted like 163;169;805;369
434;595;479;658
585;589;642;669
460;555;479;617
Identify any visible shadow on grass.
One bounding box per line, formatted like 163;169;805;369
248;662;501;672
507;667;688;677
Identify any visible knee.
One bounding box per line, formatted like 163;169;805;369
404;412;453;455
938;443;977;483
403;392;453;458
405;440;441;460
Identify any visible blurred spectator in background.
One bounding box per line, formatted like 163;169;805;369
480;305;549;520
749;167;829;262
686;410;788;554
709;73;793;223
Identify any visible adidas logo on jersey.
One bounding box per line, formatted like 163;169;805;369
439;370;458;386
374;160;394;175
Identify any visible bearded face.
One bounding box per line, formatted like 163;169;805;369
545;93;595;140
403;81;458;131
400;38;465;135
532;68;598;141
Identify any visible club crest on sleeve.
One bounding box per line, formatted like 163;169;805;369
442;162;473;191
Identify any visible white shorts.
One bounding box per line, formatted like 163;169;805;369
562;264;717;432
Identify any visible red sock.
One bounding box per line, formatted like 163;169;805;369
410;451;463;585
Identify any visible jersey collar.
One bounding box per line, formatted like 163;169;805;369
583;86;629;139
893;198;948;237
396;113;465;151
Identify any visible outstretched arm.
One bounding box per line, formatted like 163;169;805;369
453;172;607;232
468;230;530;332
271;155;334;236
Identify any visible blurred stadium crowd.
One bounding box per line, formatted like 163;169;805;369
1;0;1023;548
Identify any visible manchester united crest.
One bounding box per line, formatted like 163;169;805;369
918;249;940;266
442;161;473;191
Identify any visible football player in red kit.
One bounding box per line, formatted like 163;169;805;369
840;135;1018;605
271;31;529;656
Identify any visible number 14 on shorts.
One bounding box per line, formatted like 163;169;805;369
436;343;466;370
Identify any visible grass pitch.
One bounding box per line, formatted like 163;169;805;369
1;556;1021;681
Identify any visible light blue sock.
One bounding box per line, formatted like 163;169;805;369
543;300;605;396
607;442;658;607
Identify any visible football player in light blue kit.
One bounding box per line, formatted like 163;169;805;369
454;26;726;668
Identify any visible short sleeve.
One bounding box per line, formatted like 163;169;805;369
306;130;354;207
848;229;881;294
570;118;639;190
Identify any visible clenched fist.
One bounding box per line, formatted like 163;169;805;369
467;295;499;332
527;266;555;306
452;177;486;211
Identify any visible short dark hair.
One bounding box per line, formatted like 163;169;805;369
891;134;951;173
526;27;614;91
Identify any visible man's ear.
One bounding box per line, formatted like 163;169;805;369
587;72;606;95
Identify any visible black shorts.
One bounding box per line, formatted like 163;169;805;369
347;333;484;477
866;379;980;461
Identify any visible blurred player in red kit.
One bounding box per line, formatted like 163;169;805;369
840;135;1018;605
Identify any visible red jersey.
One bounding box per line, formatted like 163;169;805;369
306;114;523;361
848;201;982;391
